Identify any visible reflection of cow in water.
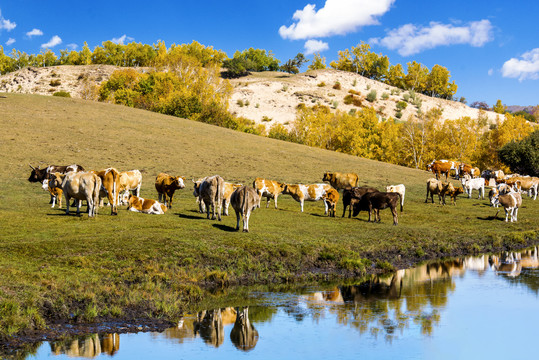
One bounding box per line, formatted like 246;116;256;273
230;307;259;351
50;333;119;357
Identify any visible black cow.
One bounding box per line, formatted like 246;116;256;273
352;191;400;225
342;186;378;218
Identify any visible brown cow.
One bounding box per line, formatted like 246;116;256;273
94;168;120;215
445;186;464;205
429;160;460;180
322;188;339;217
493;191;522;222
342;186;378;218
42;179;63;208
364;191;400;225
459;163;480;178
230;186;260;232
29;164;85;205
425;178;453;205
155;173;186;209
223;182;243;216
252;178;286;209
322;172;359;190
282;183;333;214
118;170;142;205
504;177;538;200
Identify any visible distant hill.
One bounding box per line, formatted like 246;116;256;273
0;65;503;127
506;105;536;114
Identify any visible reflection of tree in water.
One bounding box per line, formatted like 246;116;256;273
48;333;119;358
490;247;539;294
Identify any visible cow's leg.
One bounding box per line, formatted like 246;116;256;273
392;207;398;225
65;194;70;215
513;208;519;222
76;198;82;216
58;194;62;209
136;184;141;197
49;193;54;204
300;199;304;212
51;194;56;208
324;199;328;215
243;210;250;232
216;198;222;221
505;208;509;222
223;199;230;216
235;209;241;230
425;186;430;203
266;196;270;208
168;193;174;209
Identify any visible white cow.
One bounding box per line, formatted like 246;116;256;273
386;184;405;212
282;183;333;213
49;172;101;217
461;175;485;199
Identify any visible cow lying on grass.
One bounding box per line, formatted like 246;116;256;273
230;186;260;232
127;195;167;215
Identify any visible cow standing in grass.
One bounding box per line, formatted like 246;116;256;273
425;178;453;205
322;188;339;217
493;190;522;222
230;186;260;232
49;172;101;217
386;184;405;212
322;172;359;190
155;173;186;209
342;186;378;218
252;178;286;209
282;183;333;214
193;175;225;221
29;164;85;205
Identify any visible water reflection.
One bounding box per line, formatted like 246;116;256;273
11;247;539;359
49;333;119;357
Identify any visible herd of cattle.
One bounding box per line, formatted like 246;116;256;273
27;160;537;232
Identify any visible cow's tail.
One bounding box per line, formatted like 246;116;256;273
216;176;225;219
241;186;248;214
112;169;118;211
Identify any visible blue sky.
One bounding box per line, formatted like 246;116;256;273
1;0;538;106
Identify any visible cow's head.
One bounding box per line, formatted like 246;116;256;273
175;176;185;190
28;165;47;183
41;179;49;191
282;184;290;195
322;172;331;182
48;172;65;189
192;179;202;197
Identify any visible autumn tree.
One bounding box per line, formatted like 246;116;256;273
492;99;507;114
387;64;405;89
308;52;326;70
280;53;309;74
330;49;353;72
405;61;429;93
399;108;441;168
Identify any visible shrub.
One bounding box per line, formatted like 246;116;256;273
366;90;377;102
268;123;291;141
49;79;61;87
396;101;408;110
317;82;326;87
395;111;403;119
332;82;342;90
53;91;71;98
236;99;244;107
261;116;272;122
348;89;361;96
381;92;389;100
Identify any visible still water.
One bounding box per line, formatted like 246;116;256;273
29;248;538;360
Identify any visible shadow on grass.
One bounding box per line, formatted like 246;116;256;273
178;213;205;220
477;215;505;221
212;223;237;232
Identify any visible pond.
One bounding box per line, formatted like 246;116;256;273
24;247;539;359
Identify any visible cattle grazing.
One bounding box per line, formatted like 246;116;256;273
282;183;333;214
445;186;464;205
94;168;120;215
459;164;480;178
29;164;85;205
322;172;359;190
425;178;453;205
364;191;400;225
489;187;500;207
230;186;260;232
222;182;243;216
322;188;339;217
342;186;378;218
386;184;405;212
155;173;186;209
429;160;460;180
461;175;485;199
493;191;522;222
118;170;143;205
49;172;101;217
126;195;167;215
503;177;538;200
252;178;286;209
41;179;63;208
193;175;225;221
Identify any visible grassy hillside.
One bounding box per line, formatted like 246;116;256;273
0;93;537;342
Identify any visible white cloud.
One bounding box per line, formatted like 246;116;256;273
501;48;539;81
26;28;43;37
5;37;15;45
370;19;493;56
279;0;395;40
0;10;16;31
304;39;329;55
41;35;62;48
488;68;493;76
111;34;134;45
66;43;78;50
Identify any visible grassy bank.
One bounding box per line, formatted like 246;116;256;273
0;93;537;341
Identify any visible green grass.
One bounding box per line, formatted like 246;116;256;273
0;93;537;339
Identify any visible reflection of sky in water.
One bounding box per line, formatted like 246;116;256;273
30;250;539;360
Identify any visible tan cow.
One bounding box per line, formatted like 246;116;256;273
155;173;186;209
49;172;101;217
193;175;225;221
322;188;339;217
42;179;63;208
425;178;453;205
252;178;286;209
504;177;538;200
322;172;359;190
386;184;405;212
118;170;142;205
126;195;167;215
94;168;120;215
282;183;333;213
429;160;460;180
223;182;243;216
230;186;260;232
459;164;481;178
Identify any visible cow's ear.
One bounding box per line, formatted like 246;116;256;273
191;179;195;183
